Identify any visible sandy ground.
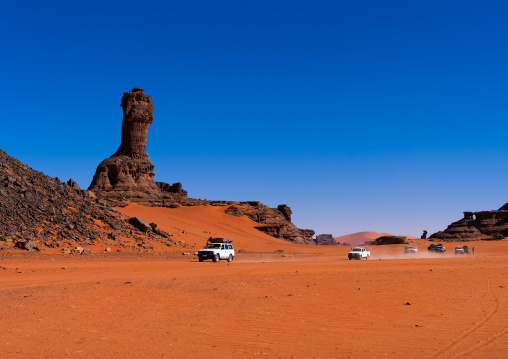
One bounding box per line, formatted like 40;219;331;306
1;204;508;358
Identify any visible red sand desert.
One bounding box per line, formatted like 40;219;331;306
1;203;508;358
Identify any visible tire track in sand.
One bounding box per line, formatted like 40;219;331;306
431;277;502;359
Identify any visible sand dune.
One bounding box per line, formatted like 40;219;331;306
335;231;391;246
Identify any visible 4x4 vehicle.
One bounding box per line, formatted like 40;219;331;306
348;247;370;260
455;246;465;255
405;246;418;254
428;243;446;252
463;245;471;254
198;238;235;262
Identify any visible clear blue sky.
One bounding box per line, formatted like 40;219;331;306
2;0;507;237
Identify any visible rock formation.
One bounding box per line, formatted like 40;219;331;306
314;234;338;245
430;205;508;240
0;148;172;251
225;201;315;244
87;88;315;244
369;235;409;245
88;88;190;207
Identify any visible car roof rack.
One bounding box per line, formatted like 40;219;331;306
207;237;232;243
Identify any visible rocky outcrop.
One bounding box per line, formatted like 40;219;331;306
369;235;409;245
314;234;338;245
225;205;244;217
0;148;171;251
430;206;508;240
223;202;314;244
86;88;315;244
88;88;191;207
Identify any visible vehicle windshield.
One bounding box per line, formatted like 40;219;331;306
205;243;221;249
351;248;362;252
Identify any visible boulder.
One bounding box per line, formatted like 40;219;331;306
225;205;244;217
129;217;152;233
67;179;81;191
15;239;39;251
72;246;84;254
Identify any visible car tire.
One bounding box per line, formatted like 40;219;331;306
213;254;220;262
227;254;233;262
199;257;204;262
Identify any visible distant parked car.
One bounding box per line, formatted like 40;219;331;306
348;247;370;260
455;246;465;255
428;243;446;253
405;246;418;254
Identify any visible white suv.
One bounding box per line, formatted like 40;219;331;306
348;247;370;260
198;238;235;262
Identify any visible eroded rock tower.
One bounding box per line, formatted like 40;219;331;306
89;88;187;206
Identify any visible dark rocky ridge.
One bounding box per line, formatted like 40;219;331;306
430;206;508;240
0;149;176;251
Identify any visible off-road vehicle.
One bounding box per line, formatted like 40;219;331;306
348;247;370;260
198;237;235;262
404;246;418;254
428;243;446;252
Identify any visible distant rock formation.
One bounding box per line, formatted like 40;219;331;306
314;234;338;245
224;201;315;244
430;206;508;240
421;230;428;239
88;88;191;207
369;235;409;245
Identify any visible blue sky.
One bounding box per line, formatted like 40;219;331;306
1;0;507;237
